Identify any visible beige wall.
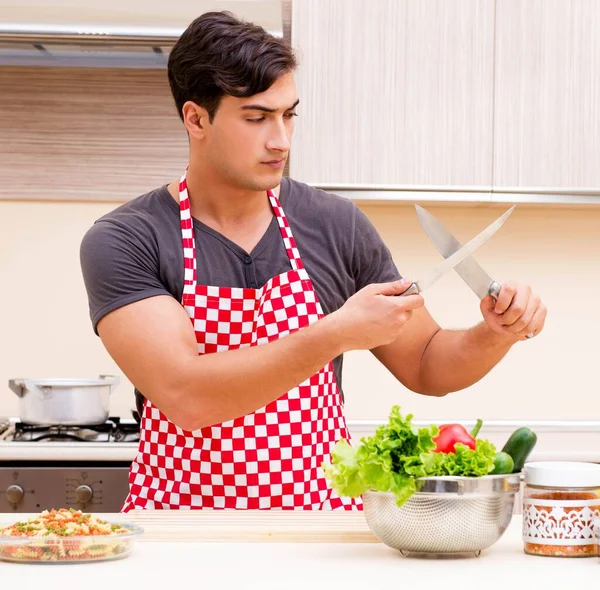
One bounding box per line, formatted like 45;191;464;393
342;203;600;422
0;198;597;422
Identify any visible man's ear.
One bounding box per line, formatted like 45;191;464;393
182;101;210;139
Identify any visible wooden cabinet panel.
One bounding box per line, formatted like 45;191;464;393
0;67;188;201
493;0;600;190
290;0;495;188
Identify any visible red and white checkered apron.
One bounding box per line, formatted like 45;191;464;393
121;171;362;511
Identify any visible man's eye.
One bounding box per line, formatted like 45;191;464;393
285;112;298;119
247;117;265;123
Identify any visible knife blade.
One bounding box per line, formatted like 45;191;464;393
414;204;505;300
414;205;534;339
401;206;514;297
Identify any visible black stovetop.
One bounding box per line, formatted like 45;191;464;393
10;417;140;443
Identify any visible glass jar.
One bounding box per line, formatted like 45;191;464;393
522;461;600;557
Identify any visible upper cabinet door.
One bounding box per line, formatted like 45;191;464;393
494;0;600;192
290;0;495;188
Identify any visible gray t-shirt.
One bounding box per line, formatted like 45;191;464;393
80;176;402;414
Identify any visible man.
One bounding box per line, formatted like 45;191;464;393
80;11;546;511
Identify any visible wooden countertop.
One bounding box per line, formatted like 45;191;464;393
122;509;378;543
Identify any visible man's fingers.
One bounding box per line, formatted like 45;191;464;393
375;278;414;296
494;281;517;315
498;284;531;326
396;295;425;311
517;303;547;339
505;294;539;334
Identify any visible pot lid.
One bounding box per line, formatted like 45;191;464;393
9;375;120;389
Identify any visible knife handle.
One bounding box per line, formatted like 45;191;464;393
400;282;420;297
488;281;501;301
489;281;534;339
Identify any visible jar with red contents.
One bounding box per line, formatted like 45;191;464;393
522;461;600;557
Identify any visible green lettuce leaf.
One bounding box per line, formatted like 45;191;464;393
421;439;497;477
323;405;497;507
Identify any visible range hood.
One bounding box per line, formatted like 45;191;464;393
0;22;283;69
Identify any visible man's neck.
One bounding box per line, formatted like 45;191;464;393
167;162;279;227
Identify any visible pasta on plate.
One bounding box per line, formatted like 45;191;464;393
0;508;142;563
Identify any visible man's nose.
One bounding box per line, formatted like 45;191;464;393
266;120;291;152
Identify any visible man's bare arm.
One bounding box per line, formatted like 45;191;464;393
372;281;546;396
98;280;423;430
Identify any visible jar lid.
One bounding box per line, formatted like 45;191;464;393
524;461;600;488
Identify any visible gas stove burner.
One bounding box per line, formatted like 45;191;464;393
0;419;11;437
12;417;139;443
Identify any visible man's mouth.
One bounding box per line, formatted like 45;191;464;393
262;158;286;168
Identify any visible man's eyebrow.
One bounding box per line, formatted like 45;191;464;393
240;99;300;113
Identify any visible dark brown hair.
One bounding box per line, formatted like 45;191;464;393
167;11;297;122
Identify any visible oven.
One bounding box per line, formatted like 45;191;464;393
0;417;138;513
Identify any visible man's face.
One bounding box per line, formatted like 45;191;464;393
201;72;298;191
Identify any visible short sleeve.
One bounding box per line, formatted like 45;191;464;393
80;220;172;335
351;206;402;291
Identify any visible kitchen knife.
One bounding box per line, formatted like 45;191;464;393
414;204;503;300
401;206;514;297
414;204;534;338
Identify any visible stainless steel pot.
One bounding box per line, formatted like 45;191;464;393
8;375;120;426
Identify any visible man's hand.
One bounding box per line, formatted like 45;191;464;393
331;278;425;352
480;281;547;341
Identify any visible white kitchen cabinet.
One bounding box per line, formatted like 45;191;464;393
493;0;600;192
290;0;495;189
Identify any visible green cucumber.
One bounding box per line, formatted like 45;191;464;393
491;452;514;475
501;427;537;473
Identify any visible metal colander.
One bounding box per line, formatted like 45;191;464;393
362;473;520;555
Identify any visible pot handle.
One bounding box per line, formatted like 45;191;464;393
8;379;25;397
99;374;121;391
8;379;48;399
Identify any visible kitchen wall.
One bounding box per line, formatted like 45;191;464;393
0;0;599;426
0;196;597;423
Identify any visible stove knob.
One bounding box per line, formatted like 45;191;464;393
75;485;93;504
6;485;24;505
